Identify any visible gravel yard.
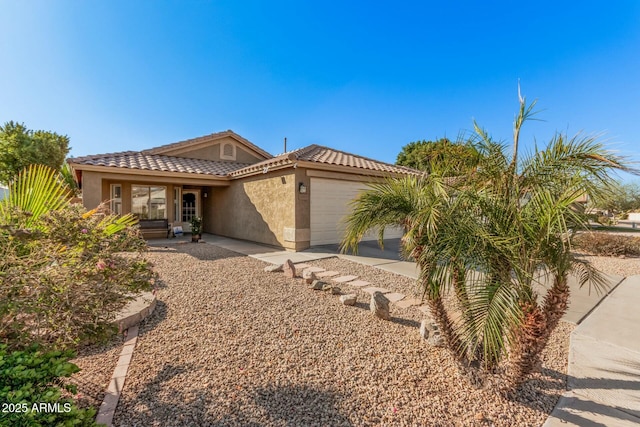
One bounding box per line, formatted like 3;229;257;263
92;243;574;427
573;252;640;278
68;338;123;410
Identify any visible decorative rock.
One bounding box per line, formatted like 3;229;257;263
322;283;333;291
420;318;445;346
264;264;283;273
311;280;325;290
303;269;318;284
340;294;357;306
370;291;390;320
331;286;341;295
283;259;297;278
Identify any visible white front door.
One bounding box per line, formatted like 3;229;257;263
181;190;200;232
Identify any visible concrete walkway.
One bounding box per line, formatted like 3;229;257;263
148;234;640;426
544;275;640;427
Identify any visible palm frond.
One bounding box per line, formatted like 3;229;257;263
0;164;71;228
570;258;611;296
459;274;522;367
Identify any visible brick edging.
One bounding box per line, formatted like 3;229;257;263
95;325;139;426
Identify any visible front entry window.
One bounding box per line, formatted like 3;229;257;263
182;192;197;223
132;186;166;219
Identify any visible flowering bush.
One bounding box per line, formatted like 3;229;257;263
0;166;155;350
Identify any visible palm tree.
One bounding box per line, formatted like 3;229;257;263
0;164;137;234
60;161;81;198
342;94;633;390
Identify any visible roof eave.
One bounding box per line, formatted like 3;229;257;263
300;161;414;178
67;163;232;182
229;159;417;179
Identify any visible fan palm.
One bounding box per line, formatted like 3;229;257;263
0;164;138;235
342;94;633;390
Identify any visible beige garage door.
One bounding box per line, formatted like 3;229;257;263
310;177;403;246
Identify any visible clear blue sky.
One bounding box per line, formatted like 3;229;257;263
1;1;639;180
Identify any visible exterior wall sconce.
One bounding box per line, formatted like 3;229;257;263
299;183;307;194
204;192;208;198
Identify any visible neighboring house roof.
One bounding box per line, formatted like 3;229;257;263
229;144;419;177
143;129;273;160
69;152;252;176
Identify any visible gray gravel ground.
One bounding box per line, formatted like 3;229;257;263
99;244;577;427
67;338;123;410
573;252;640;278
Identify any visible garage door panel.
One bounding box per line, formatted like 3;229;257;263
310;178;403;245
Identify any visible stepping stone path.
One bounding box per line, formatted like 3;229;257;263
362;286;390;295
383;292;406;303
346;280;371;288
316;271;340;278
303;270;318;284
416;305;431;315
332;275;359;283
264;264;283;273
394;297;422;309
274;262;436;330
294;263;311;270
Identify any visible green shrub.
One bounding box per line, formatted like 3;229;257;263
0;344;99;426
0;203;155;349
573;232;640;257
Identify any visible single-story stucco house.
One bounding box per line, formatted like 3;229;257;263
68;130;418;251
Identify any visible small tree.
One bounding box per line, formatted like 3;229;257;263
591;181;640;217
0;121;70;185
395;137;480;175
344;93;634;391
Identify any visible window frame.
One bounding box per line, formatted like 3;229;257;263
131;185;167;220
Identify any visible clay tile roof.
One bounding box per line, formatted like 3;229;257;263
68;152;251;176
230;144;419;177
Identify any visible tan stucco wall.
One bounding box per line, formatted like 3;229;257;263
81;171;104;210
212;169;297;249
294;168;311;250
167;136;263;164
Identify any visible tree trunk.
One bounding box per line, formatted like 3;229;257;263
504;274;570;392
541;274;570;341
427;297;465;361
504;301;546;392
427;296;485;386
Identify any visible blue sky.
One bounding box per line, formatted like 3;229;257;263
1;1;639;181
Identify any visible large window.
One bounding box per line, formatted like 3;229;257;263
132;186;166;220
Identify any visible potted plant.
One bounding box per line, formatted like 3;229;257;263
190;216;203;242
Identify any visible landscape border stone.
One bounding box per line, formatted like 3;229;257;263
113;291;157;332
95;325;139;427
